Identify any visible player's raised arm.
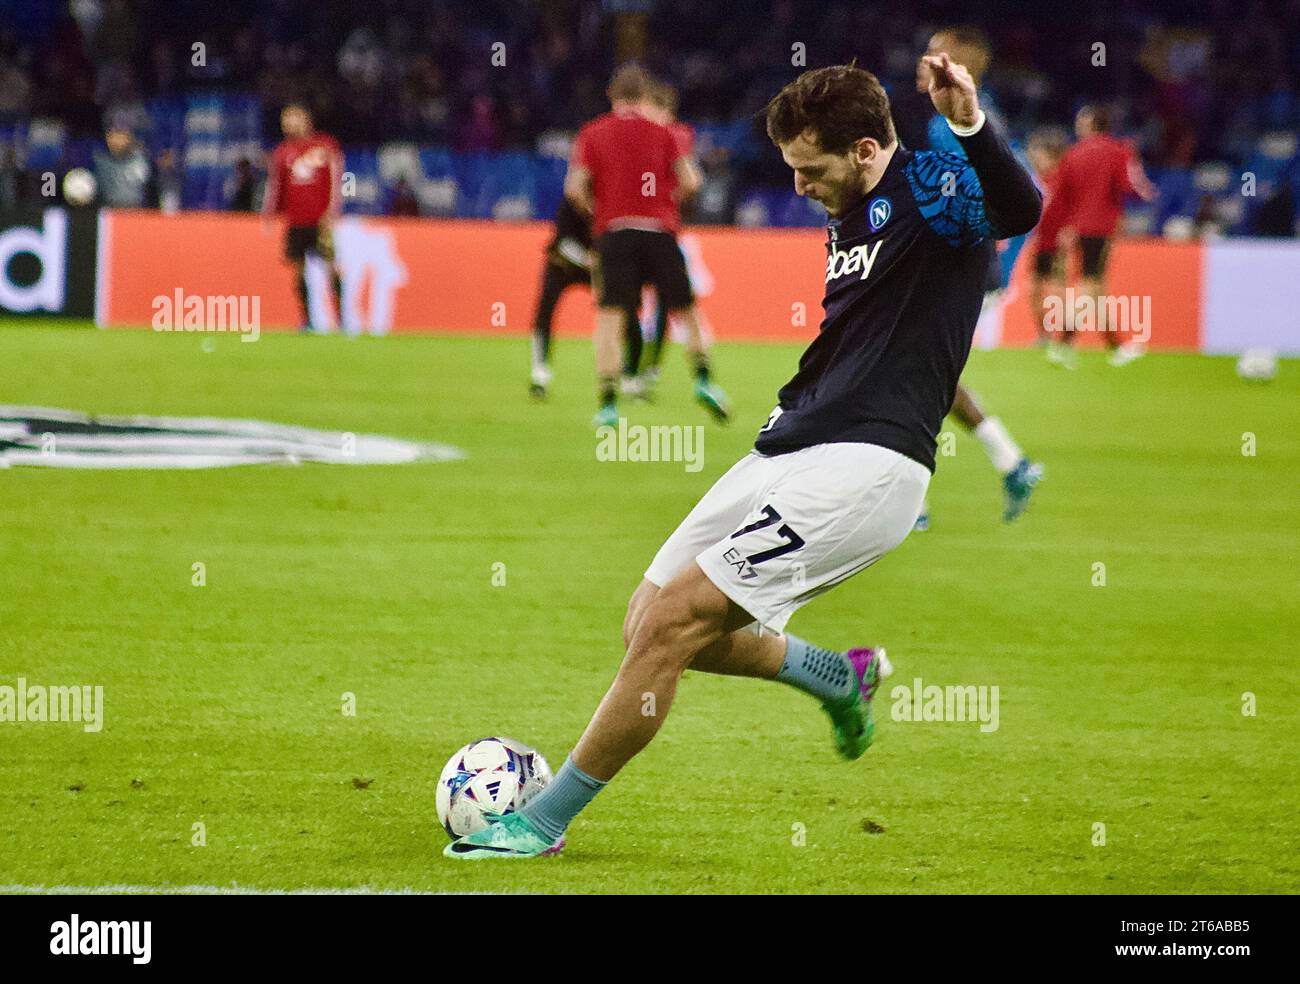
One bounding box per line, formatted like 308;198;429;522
564;161;593;214
564;126;596;218
921;52;1041;238
327;139;344;220
672;153;701;199
260;145;282;232
1123;145;1158;203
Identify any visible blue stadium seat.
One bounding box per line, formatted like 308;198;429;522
25;119;65;172
471;152;537;220
532;155;567;220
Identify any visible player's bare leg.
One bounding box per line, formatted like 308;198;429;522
1088;273;1145;366
290;258;310;333
592;571;887;784
445;565;739;859
1030;273;1047;345
1082;275;1112;348
639;294;670;395
620;307;645;398
571;565;748;779
573;564;887;777
672;305;730;422
622;577;784;678
1039;248;1077;369
1031;269;1065;349
528;263;565;398
445;568;890;859
329;264;345;335
592;305;624;426
945;384;1043;523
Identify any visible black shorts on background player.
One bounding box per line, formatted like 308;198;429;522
596;228;693;311
1077;236;1109;278
1034;235;1109;279
285;223;334;262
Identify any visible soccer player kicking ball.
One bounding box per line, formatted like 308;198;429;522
446;57;1041;859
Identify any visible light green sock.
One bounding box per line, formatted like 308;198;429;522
776;635;855;702
520;755;607;840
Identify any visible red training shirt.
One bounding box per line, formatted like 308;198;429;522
669;121;695;158
1032;163;1064;255
263;132;343;227
1038;133;1148;241
571;109;686;237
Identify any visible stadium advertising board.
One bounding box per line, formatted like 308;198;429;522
0;207;98;319
87;209;1299;353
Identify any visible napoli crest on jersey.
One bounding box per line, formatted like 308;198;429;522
868;196;892;231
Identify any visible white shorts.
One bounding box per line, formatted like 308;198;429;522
644;443;930;633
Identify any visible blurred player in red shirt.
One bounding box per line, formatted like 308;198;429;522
1034;105;1156;366
565;65;729;426
263;103;345;333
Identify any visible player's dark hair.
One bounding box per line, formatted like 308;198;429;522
650;80;678;113
933;25;992;82
608;63;652;104
764;64;896;154
1081;104;1111;132
1027;126;1069;158
936;25;991;57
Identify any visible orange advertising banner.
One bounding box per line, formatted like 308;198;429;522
100;209;1204;349
997;235;1203;350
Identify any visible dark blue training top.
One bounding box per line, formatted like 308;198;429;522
752;116;1042;472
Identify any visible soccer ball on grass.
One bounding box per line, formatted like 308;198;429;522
436;736;551;839
1235;348;1278;382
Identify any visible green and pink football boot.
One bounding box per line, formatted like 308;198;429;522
443;811;565;860
821;646;893;760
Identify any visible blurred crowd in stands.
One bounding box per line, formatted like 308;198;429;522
0;0;1297;234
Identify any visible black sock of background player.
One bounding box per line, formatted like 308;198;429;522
331;271;344;329
622;308;642;377
693;352;711;384
295;270;309;326
650;301;669;368
598;375;617;408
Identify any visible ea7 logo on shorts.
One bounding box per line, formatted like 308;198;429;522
868;196;892;231
721;546;757;581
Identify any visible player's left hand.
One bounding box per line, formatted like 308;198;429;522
920;52;980;129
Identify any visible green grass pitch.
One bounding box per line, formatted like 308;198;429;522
1;319;1296;893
